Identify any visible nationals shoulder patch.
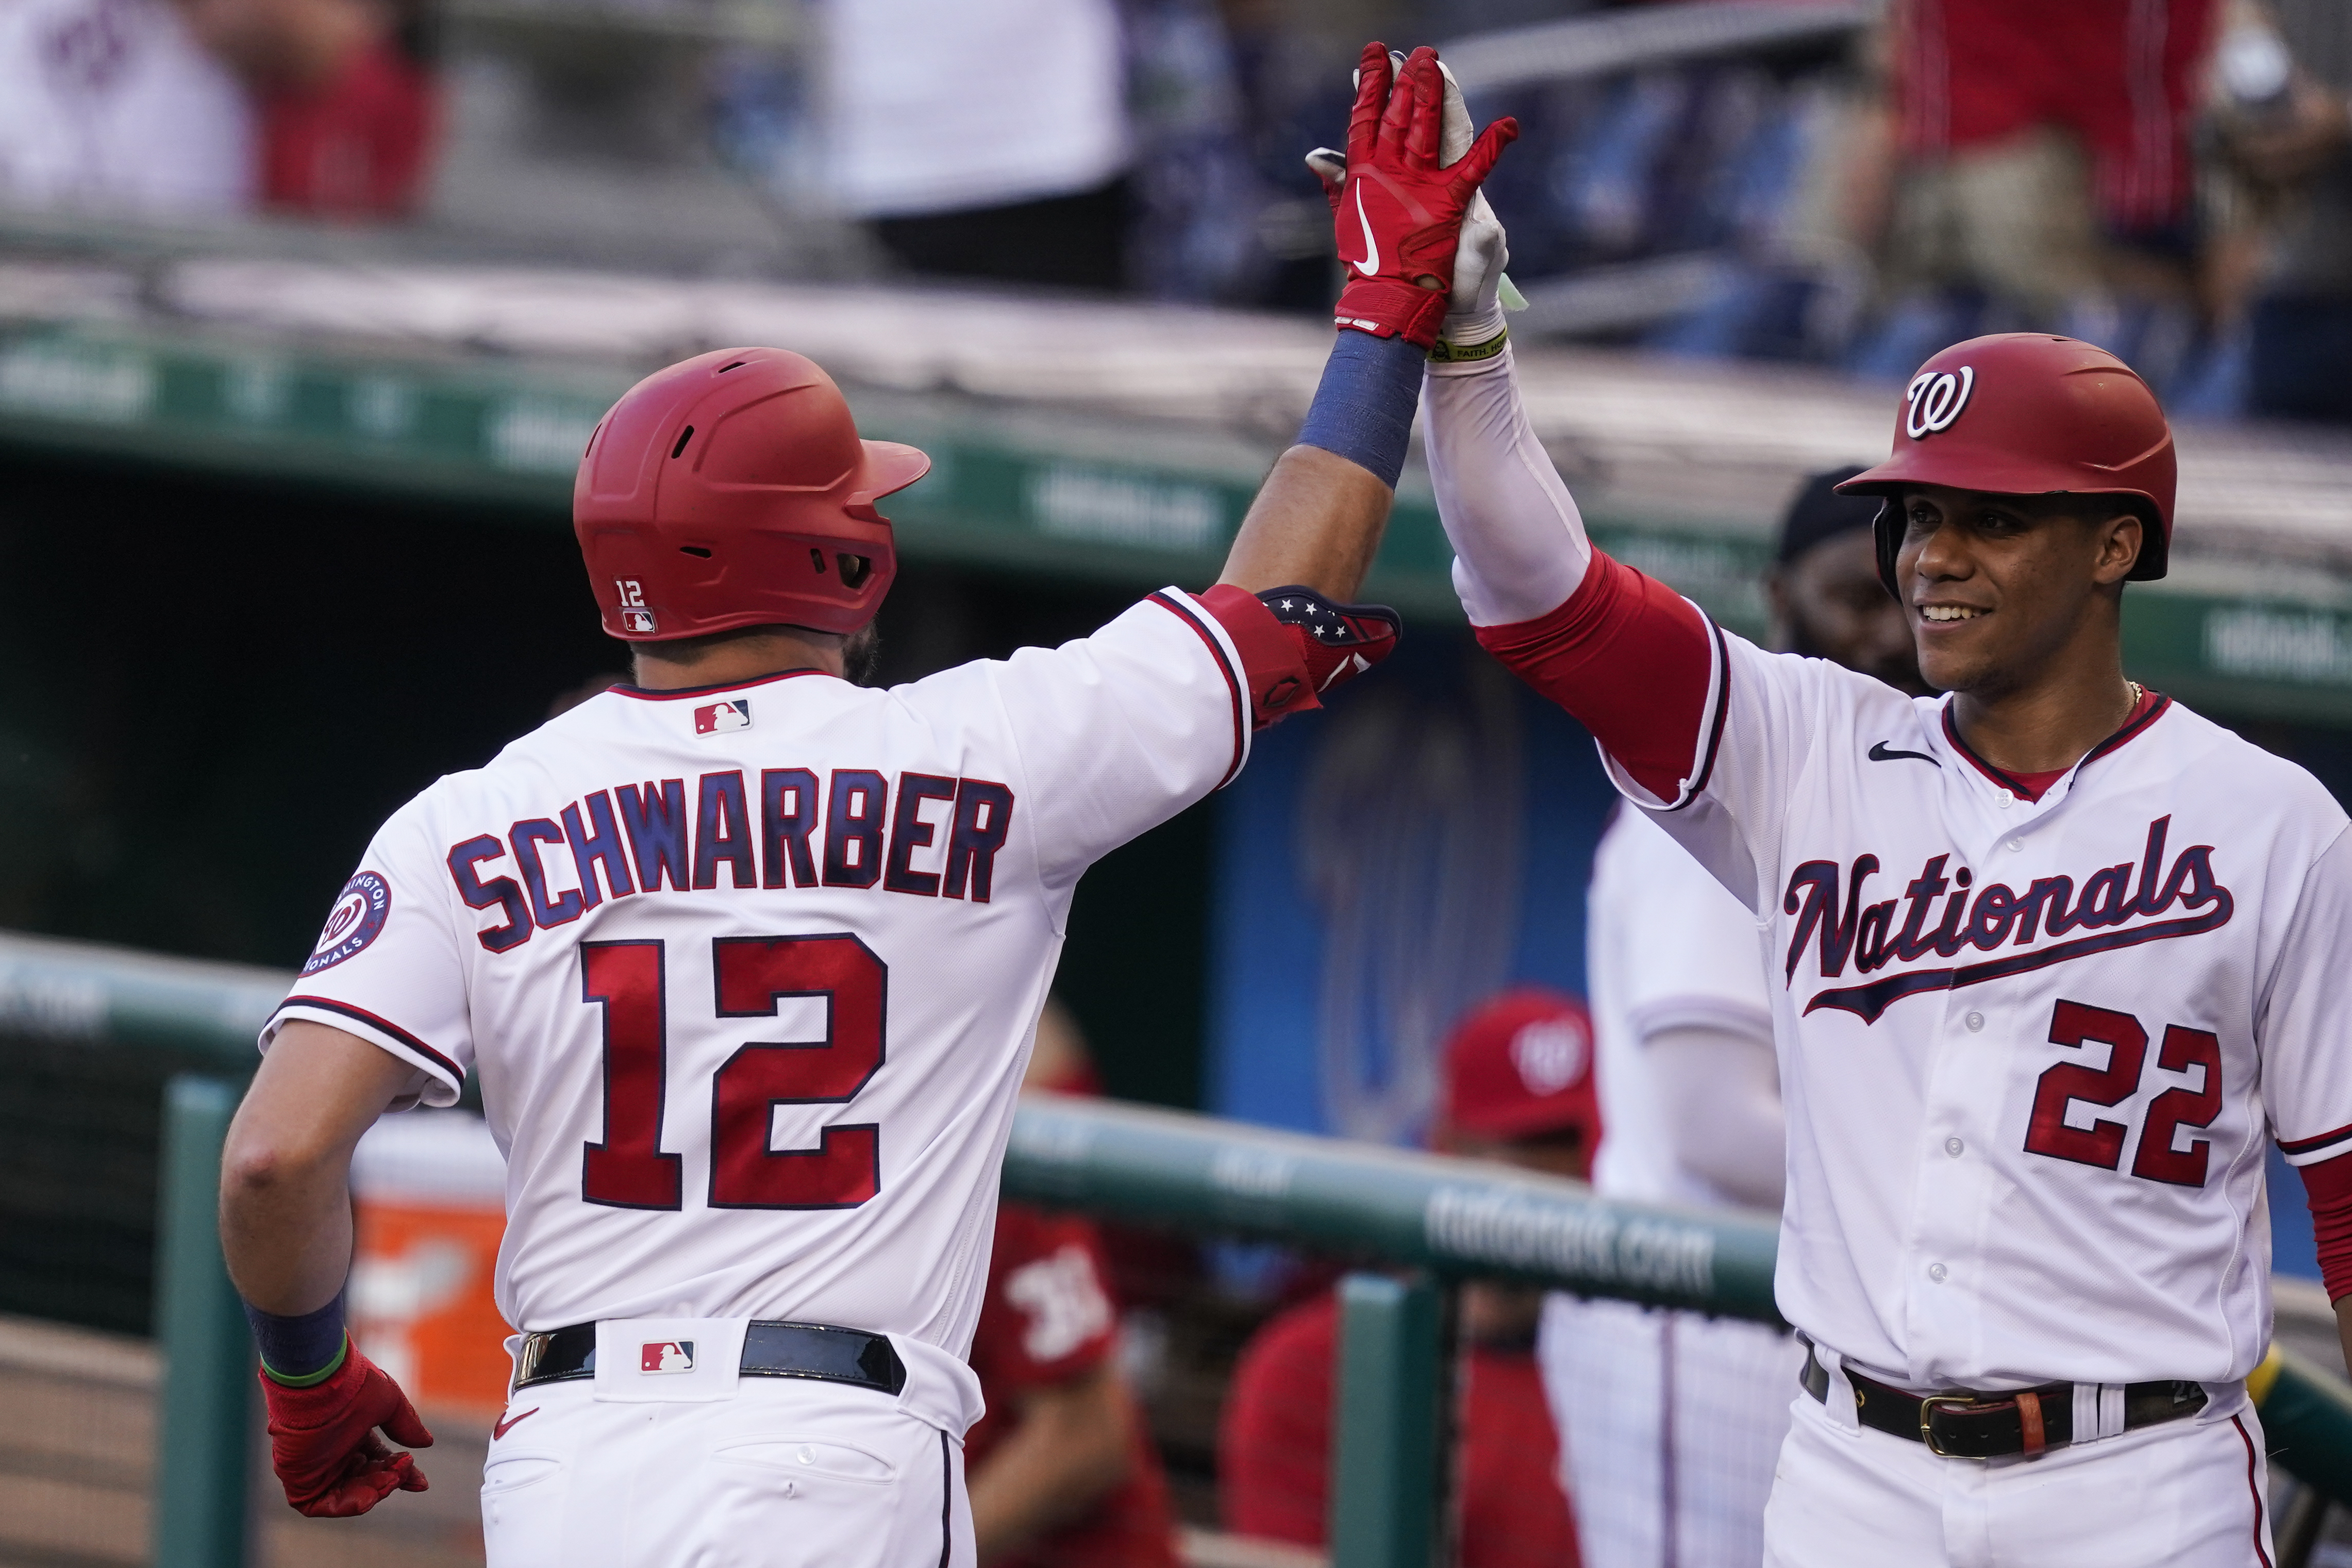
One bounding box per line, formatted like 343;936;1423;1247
304;872;391;975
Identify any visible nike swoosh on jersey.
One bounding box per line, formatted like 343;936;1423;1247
1867;741;1940;766
1347;182;1380;277
492;1407;540;1440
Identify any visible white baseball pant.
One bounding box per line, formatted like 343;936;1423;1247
1542;1293;1796;1568
480;1341;975;1568
1764;1364;2274;1568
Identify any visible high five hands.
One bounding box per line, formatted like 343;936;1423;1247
1312;43;1517;351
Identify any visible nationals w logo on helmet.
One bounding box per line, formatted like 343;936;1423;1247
1904;365;1976;440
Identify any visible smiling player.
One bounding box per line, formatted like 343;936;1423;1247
1413;289;2352;1558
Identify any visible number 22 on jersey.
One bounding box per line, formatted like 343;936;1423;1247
577;935;887;1211
2025;998;2223;1187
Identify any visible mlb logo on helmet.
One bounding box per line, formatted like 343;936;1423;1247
694;699;751;735
640;1340;695;1374
621;609;658;634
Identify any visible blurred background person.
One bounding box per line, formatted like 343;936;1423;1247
969;997;1179;1568
1220;988;1594;1568
2214;0;2352;423
0;0;254;216
820;0;1132;291
176;0;436;218
1543;468;1923;1568
1859;0;2220;380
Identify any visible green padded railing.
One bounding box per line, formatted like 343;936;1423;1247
3;928;2345;1566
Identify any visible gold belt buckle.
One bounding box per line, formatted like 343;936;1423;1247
1917;1393;1975;1457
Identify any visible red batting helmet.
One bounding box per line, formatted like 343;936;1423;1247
574;347;931;640
1438;987;1599;1147
1836;334;2175;597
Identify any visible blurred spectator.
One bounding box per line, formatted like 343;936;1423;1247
2219;0;2352;422
965;998;1178;1567
177;0;436;218
1544;470;1911;1568
1220;989;1591;1568
1767;465;1928;699
0;0;254;216
1869;0;2219;352
822;0;1133;290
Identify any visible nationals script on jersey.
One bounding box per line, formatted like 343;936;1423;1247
1422;349;2352;1400
263;591;1250;1360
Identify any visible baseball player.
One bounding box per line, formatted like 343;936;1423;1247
212;45;1512;1566
1544;471;1926;1568
1384;89;2352;1559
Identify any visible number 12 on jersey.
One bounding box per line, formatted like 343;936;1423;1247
578;935;887;1211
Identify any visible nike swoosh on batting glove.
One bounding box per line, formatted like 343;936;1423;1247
1330;42;1517;351
259;1338;435;1517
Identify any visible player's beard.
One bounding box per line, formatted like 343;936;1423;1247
843;623;882;686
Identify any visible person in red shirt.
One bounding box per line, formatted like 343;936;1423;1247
173;0;436;216
1219;989;1598;1568
965;1002;1179;1568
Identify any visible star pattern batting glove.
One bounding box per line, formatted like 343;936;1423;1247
259;1338;435;1517
1200;583;1402;727
1329;42;1517;351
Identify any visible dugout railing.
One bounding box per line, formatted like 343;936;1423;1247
5;929;2349;1568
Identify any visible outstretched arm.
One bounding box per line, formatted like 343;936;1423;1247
1197;42;1517;728
1218;444;1395;601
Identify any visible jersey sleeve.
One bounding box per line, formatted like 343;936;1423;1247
262;802;474;1109
968;589;1253;893
1610;812;1775;1040
973;1206;1120;1395
2259;827;2352;1300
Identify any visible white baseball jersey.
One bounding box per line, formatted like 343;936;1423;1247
0;0;253;216
1585;803;1775;1209
1425;345;2352;1402
1641;646;2352;1393
265;591;1251;1374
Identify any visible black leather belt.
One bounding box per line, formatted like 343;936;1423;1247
514;1320;907;1396
1800;1338;2204;1458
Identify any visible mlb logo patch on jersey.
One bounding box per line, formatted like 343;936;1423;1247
693;700;750;735
640;1340;695;1374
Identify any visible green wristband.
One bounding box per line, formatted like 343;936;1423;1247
1428;327;1509;364
261;1333;351;1389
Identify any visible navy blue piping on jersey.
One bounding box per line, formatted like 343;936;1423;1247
1940;691;2172;799
1801;898;2235;1025
2280;1120;2352;1159
608;668;832;703
937;1431;953;1568
1148;591;1248;789
277;996;465;1086
1660;615;1733;812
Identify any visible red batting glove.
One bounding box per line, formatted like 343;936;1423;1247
1331;42;1517;349
259;1341;434;1517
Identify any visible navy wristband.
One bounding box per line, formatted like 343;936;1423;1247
1297;329;1424;490
244;1290;349;1384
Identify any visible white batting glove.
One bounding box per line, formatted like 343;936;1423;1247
1306;52;1518;358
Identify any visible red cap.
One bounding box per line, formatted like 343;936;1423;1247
1439;988;1599;1145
